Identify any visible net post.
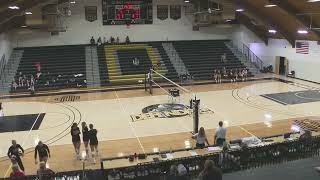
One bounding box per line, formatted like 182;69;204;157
192;96;200;134
149;68;153;95
144;67;147;92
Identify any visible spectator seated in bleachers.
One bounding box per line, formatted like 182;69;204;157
37;161;55;180
97;37;102;46
116;37;120;44
103;37;107;44
10;164;25;178
110;36;115;44
167;164;188;180
198;160;222;180
125;36;130;44
90;36;95;45
218;143;240;170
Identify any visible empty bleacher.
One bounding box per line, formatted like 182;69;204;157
173;40;250;80
12;45;87;92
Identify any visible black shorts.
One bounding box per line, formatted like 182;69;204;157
90;141;98;146
196;143;205;149
72;137;81;143
83;137;89;142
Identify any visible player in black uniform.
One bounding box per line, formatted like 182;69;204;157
81;122;90;160
34;141;50;164
71;123;81;160
7;140;24;171
88;124;98;164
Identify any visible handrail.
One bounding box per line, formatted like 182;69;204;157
242;43;264;71
227;41;264;71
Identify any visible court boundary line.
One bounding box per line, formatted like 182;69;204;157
4;97;50;178
113;90;146;154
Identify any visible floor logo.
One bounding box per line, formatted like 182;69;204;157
54;95;80;102
131;103;213;122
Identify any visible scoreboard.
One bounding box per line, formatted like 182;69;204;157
102;0;153;25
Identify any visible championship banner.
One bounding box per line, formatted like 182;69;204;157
85;6;97;22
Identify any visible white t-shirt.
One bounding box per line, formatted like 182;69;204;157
215;126;226;139
194;133;206;144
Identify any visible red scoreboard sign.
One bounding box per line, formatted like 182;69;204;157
102;0;153;25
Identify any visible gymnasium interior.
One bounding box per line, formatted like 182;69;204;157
0;0;320;179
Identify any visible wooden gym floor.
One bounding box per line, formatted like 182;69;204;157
1;74;320;177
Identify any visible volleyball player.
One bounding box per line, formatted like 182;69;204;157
71;123;81;160
7;140;25;172
239;69;244;81
34;141;50;164
81;122;90;159
88;124;98;164
229;70;234;82
217;70;222;83
234;69;239;81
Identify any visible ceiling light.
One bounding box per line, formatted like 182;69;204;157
236;9;244;12
308;0;320;2
264;4;277;7
184;0;190;2
25;12;32;15
226;19;232;22
269;29;277;33
70;1;76;3
21;25;27;28
298;30;308;34
8;6;19;10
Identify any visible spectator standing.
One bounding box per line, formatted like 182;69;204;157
89;124;99;164
35;141;51;164
221;53;227;63
71;123;81;160
37;161;55;180
0;102;3;118
216;70;222;83
10;164;25;178
7;140;24;172
215;121;226;146
192;127;209;148
198;160;222;180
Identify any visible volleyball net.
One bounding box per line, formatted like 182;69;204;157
146;69;195;106
145;69;214;133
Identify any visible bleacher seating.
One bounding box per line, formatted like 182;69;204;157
8;40;254;93
98;42;178;86
12;45;87;92
173;40;251;80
